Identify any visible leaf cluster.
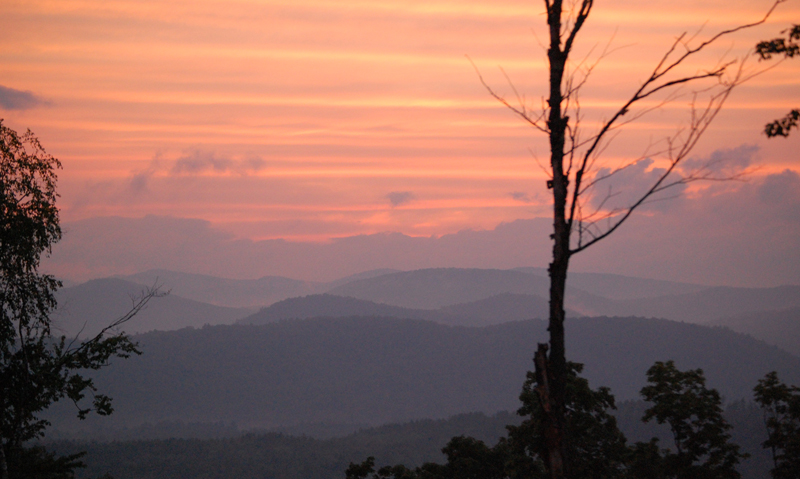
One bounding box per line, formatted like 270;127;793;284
755;25;800;60
764;110;800;138
755;25;800;138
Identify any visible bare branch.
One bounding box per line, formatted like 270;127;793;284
570;67;742;255
566;1;780;241
66;282;168;355
529;148;553;179
468;56;549;133
501;67;527;113
563;0;594;57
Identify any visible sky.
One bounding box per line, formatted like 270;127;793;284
1;0;799;285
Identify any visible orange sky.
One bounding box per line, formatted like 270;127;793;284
1;0;798;242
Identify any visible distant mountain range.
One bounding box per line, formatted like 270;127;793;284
119;267;712;310
513;267;707;300
46;316;800;437
238;293;562;327
709;307;800;357
119;269;321;309
577;285;800;322
118;268;400;308
326;268;551;309
53;267;800;356
52;278;251;337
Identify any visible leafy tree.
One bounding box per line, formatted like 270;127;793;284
344;359;762;479
507;357;629;479
753;372;800;479
472;1;785;475
0;119;160;479
5;446;86;479
638;361;746;479
345;360;629;479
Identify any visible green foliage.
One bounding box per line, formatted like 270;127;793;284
0;120;156;478
345;457;417;479
764;110;800;138
756;25;800;60
0;121;61;279
753;372;800;479
638;361;746;479
345;360;767;479
431;435;509;479
756;25;800;137
345;362;629;479
345;437;511;479
6;445;85;479
508;362;629;479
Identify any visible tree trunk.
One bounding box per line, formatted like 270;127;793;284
534;343;564;479
545;252;569;479
542;0;571;477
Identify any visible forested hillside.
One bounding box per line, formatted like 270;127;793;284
710;307;800;356
46;316;800;438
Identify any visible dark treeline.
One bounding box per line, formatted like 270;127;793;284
48;412;515;479
45;401;774;479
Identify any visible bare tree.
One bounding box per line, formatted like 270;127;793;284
474;1;785;478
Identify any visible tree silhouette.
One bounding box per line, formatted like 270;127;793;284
753;372;800;479
638;361;746;479
0;119;162;479
473;2;784;476
345;361;628;479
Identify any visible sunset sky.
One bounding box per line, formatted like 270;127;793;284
2;0;799;284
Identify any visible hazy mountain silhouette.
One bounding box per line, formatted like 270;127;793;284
327;268;551;308
120;268;404;309
46;316;800;435
322;268;404;289
52;278;251;337
709;307;800;356
60;268;800;332
436;293;556;324
120;269;323;308
587;285;800;323
123;267;582;310
327;268;800;324
514;267;707;300
239;293;567;327
238;294;428;324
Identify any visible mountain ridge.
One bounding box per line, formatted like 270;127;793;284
53;278;251;337
238;293;571;327
45;316;800;436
